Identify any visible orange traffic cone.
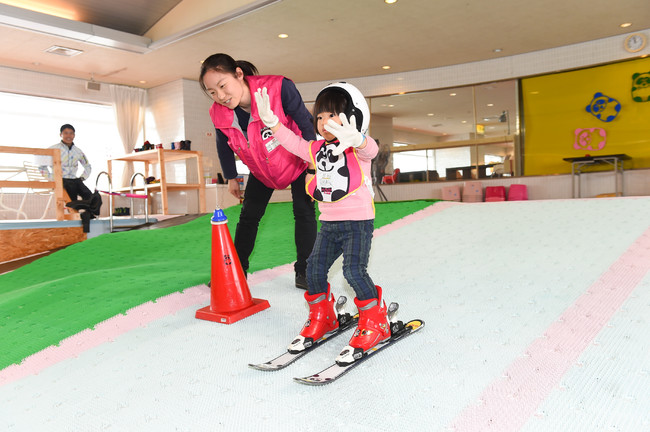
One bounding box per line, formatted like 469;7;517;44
196;209;270;324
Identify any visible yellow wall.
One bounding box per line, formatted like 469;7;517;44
522;57;650;175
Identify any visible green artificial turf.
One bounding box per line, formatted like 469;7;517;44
0;200;435;370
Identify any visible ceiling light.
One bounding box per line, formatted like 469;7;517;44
620;22;632;28
493;48;503;53
449;93;457;96
278;33;288;38
44;45;83;56
427;113;434;116
385;0;398;4
0;0;77;20
487;103;494;107
382;65;391;70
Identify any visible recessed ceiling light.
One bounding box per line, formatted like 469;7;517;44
385;0;397;4
382;65;391;70
44;45;83;57
427;113;434;116
493;48;503;53
139;80;147;84
620;22;632;28
278;33;288;38
449;93;457;96
487;103;494;107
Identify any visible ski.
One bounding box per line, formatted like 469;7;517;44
249;296;357;371
293;318;424;385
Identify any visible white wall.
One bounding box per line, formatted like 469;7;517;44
0;66;113;104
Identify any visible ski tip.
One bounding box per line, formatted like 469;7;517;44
293;376;332;386
248;362;281;371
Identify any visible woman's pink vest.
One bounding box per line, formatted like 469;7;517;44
209;75;307;190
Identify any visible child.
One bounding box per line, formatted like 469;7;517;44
254;82;391;365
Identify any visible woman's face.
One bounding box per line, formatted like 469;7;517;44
202;68;250;110
316;111;341;141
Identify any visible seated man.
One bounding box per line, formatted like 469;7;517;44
39;123;93;201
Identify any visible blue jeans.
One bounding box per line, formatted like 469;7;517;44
306;219;377;301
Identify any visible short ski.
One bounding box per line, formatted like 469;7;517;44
293;318;424;385
249;297;357;371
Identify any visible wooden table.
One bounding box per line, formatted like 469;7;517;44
107;148;206;215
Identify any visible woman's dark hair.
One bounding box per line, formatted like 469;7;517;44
312;88;349;134
199;53;258;93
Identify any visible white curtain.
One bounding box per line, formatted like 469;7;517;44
109;85;145;187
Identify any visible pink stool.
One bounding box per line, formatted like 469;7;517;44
462;181;483;202
508;184;528;201
485;186;506;202
442;185;461;201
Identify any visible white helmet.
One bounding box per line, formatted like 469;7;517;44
316;82;370;134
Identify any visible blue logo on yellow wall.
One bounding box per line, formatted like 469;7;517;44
585;92;621;122
631;71;650;102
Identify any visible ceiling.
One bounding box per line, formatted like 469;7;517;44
0;0;648;138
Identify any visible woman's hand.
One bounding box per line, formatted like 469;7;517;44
254;87;279;129
228;178;242;199
324;113;365;156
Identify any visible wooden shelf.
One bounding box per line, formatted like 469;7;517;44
107;148;206;215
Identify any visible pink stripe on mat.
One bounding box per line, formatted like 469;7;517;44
374;201;460;237
0;286;209;386
449;227;650;432
0;202;450;386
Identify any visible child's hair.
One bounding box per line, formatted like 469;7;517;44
312;88;350;134
199;53;258;93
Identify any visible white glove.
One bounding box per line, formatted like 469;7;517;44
324;113;365;156
254;87;279;128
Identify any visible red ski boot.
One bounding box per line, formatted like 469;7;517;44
336;286;391;365
288;285;339;354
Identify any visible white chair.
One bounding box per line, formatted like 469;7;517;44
19;162;56;219
0;165;29;219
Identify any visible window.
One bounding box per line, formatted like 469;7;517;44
392;145;471;178
0;92;122;187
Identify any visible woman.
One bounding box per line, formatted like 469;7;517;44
199;53;317;289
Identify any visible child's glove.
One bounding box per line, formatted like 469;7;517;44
254;87;279;128
325;113;365;156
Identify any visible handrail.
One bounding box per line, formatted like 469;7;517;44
0;146;66;220
129;172;149;223
95;171;113;233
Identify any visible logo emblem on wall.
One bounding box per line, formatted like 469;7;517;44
585;92;621;122
631;71;650;102
574;128;606;151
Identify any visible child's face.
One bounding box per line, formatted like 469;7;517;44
202;68;249;110
316;111;341;141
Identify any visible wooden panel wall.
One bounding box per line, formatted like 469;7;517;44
0;227;86;262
